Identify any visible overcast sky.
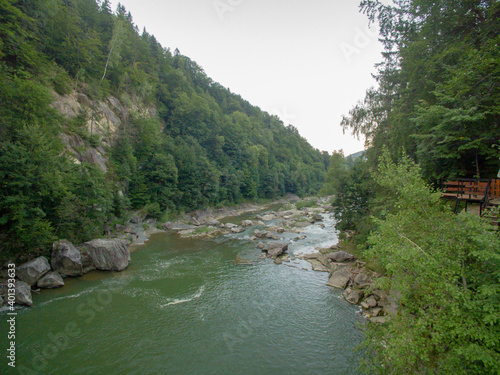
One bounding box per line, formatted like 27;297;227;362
114;0;385;156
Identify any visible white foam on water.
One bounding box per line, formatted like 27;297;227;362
160;285;206;308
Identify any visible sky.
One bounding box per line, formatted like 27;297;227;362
114;0;386;156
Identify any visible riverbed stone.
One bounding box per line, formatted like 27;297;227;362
84;239;130;271
262;242;288;259
231;227;245;233
254;230;268;239
15;281;32;306
37;272;65;289
16;257;51;286
365;295;378;308
51;240;84;277
326;265;352;289
241;220;253;227
327;251;356;263
345;289;364;304
309;259;330;272
353;272;370;289
261;214;275;221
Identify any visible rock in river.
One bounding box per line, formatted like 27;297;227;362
84;239;131;271
37;272;65;289
327;251;356;263
51;240;83;277
16;256;51;286
15;281;32;306
326;264;352;289
261;242;289;259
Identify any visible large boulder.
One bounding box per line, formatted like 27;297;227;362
37;272;65;289
327;250;356;263
15;281;32;306
326;265;352;289
80;250;96;274
84;239;130;271
262;242;288;259
343;288;364;304
16;257;51;286
51;240;83;277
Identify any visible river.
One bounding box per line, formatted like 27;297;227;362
2;210;364;374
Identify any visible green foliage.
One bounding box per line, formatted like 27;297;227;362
295;198;317;210
360;152;500;374
330;156;376;245
0;0;328;259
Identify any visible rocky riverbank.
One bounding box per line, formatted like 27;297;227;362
0;196;297;308
165;196;399;324
1;195;398;323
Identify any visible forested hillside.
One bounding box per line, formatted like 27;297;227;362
0;0;328;259
322;1;500;373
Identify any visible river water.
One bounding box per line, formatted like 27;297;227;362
2;211;364;374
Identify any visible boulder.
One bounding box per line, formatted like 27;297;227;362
15;281;32;306
16;257;51;286
231;227;245;233
309;259;329;272
353;272;370;288
371;307;383;317
345;289;364;304
51;240;83;277
241;220;253;227
254;230;268;239
326;265;352;289
80;250;96;274
84;239;130;271
37;272;65;289
327;251;356;263
206;218;221;227
262;242;288;259
224;223;238;229
365;295;378;307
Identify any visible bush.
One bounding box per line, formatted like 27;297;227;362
361;152;500;374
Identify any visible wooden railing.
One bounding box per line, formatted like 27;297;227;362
441;179;495;216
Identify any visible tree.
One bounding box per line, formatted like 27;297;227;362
361;152;500;374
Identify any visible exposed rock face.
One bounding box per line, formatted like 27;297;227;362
37;272;65;289
16;257;51;286
51;240;84;277
15;281;32;306
326;265;352;289
84;239;130;271
327;251;356;263
261;242;288;259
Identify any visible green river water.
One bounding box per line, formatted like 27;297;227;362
1;211;364;374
